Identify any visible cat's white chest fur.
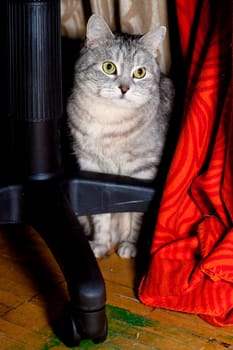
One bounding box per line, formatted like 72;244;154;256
86;96;133;124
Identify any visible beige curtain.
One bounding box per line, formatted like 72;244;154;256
61;0;171;74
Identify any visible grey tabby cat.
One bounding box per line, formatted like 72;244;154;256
67;15;174;259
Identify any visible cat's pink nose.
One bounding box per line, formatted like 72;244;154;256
119;85;129;94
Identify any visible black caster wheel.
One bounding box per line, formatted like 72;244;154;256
54;302;108;347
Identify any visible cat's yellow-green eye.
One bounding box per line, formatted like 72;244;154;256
102;61;117;75
133;67;146;79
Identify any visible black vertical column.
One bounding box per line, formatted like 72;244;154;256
0;1;11;182
0;2;107;345
7;0;62;179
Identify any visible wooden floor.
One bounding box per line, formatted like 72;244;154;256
1;225;233;350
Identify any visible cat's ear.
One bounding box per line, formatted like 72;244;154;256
139;26;166;57
86;15;114;45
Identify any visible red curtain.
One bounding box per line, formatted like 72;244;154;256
139;0;232;327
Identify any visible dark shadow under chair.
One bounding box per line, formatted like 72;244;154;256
0;0;156;346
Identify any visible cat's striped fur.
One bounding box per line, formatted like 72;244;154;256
67;15;174;258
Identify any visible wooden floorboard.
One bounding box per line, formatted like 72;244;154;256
0;225;233;349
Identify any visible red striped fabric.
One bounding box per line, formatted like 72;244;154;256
139;0;232;326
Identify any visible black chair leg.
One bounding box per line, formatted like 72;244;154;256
25;179;107;346
1;0;107;346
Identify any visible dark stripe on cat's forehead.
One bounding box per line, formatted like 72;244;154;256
103;39;143;64
114;35;142;52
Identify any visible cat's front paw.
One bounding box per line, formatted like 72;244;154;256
117;242;137;259
89;241;110;258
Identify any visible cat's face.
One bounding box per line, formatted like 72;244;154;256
75;15;166;109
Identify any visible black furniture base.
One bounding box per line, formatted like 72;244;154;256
0;0;154;347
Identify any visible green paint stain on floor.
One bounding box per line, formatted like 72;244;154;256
39;304;158;350
107;305;155;328
2;305;159;350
